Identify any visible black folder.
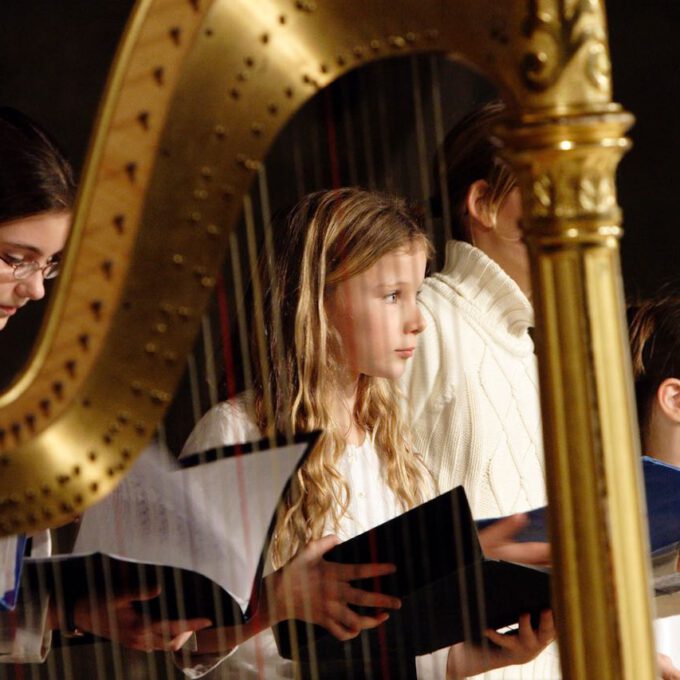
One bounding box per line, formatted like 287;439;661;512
273;486;551;665
21;433;320;634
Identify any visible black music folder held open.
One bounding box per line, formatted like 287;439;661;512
22;433;320;631
273;486;551;668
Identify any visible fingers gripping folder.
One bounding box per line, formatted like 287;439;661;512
274;486;551;677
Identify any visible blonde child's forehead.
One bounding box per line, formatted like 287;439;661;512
348;244;428;284
393;237;433;263
395;241;428;255
379;235;430;258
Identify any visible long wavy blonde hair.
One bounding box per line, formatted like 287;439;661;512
251;188;432;566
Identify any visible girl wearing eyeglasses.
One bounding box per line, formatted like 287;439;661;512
0;108;73;330
0;107;74;663
0;108;218;663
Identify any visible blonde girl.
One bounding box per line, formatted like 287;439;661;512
181;187;553;678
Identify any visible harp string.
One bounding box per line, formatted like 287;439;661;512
80;536;110;680
131;563;161;680
292;123;308;200
30;654;43;680
194;202;262;651
36;560;59;680
359;77;378;191
81;558;108;680
427;54;480;659
309;103;325;193
48;564;74;680
323;90;342;189
99;557;125;680
200;315;220;410
257;164;296;447
429;54;453;247
186;354;204;428
410;54;435;241
239;174;295;675
242;193;275;446
340;77;359;188
228;229;255;396
407;52;445;667
151;564;178;680
215;278;238;402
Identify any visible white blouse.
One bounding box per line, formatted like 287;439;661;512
178;396;449;679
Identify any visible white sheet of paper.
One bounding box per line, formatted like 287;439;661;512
0;536;19;604
73;439;307;613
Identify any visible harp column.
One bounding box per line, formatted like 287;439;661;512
500;109;657;678
489;1;657;676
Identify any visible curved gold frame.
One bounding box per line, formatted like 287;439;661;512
0;1;658;677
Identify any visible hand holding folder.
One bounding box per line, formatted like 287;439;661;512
477;456;680;597
23;434;321;645
273;486;552;666
477;513;551;567
25;432;400;653
268;533;401;642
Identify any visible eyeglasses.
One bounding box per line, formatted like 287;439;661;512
0;254;60;280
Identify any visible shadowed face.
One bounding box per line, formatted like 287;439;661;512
484;187;531;298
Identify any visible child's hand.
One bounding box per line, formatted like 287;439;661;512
68;584;213;652
269;534;401;641
478;514;551;566
446;610;554;679
659;652;680;679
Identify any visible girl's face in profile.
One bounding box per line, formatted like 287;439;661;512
325;243;427;382
0;211;70;331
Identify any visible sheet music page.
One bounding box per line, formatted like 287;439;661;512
73;440;306;613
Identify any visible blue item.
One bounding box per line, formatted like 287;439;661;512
1;534;27;611
476;457;680;556
640;456;680;555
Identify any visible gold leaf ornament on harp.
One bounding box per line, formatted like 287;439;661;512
524;152;621;227
532;173;555;217
521;0;610;93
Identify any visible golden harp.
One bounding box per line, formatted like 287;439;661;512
0;1;659;677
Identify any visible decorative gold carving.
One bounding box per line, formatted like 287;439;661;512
526;156;619;220
532;173;555;214
500;109;632;237
521;0;610;93
586;39;611;91
578;171;616;212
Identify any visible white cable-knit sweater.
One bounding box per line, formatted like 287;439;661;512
402;240;547;519
402;240;560;679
